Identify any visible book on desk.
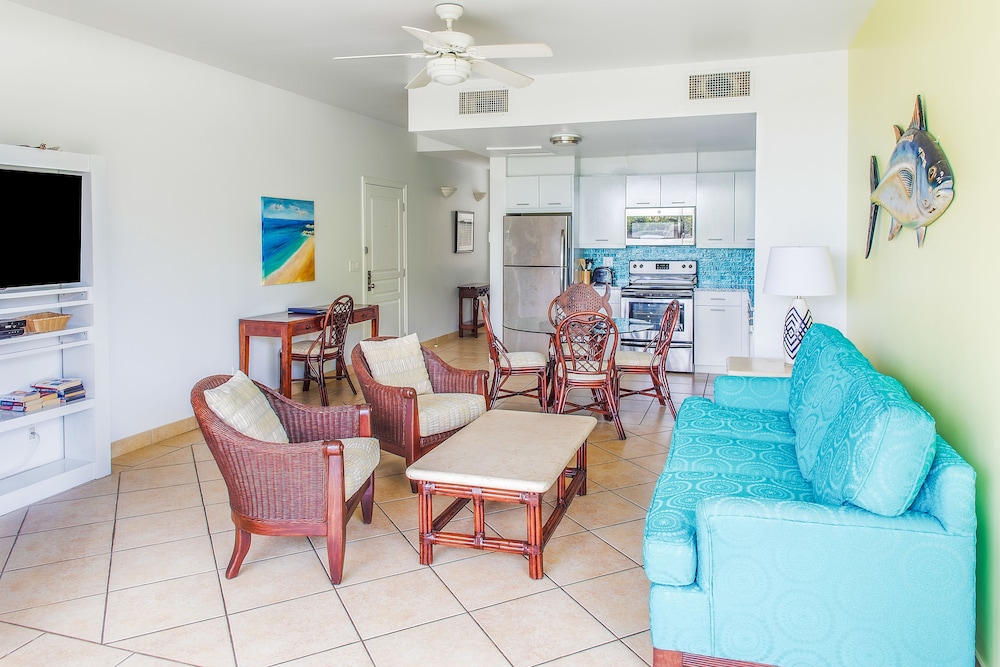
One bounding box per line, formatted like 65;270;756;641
287;305;328;315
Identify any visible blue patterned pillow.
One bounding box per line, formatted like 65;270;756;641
810;370;936;517
788;324;873;480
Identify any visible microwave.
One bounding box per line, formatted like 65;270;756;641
625;207;695;246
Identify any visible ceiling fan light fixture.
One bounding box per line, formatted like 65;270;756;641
426;55;471;85
550;132;582;146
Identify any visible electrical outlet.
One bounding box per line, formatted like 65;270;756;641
27;426;36;442
349;260;361;272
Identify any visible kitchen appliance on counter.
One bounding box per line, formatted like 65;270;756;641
592;266;616;285
625;207;695;246
502;214;572;354
620;260;697;373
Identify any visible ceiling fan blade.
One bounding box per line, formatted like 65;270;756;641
471;60;534;88
333;53;426;60
405;66;433;89
402;26;450;50
472;43;553;59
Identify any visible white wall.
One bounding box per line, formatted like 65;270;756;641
0;1;487;441
413;52;849;359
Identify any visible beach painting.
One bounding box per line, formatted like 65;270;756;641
261;196;315;285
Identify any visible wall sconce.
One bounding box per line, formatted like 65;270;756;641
473;191;486;201
440;186;457;198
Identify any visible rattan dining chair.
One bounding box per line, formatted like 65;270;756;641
616;299;680;418
547;283;613;326
191;374;377;584
481;299;550;410
552;310;626;439
291;294;356;403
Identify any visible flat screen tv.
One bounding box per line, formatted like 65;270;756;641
0;167;83;290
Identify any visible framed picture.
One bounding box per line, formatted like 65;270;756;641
454;211;474;253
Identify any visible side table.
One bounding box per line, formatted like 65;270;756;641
726;356;793;378
458;283;489;338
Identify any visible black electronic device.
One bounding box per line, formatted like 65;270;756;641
0;167;83;290
0;318;27;330
0;328;25;339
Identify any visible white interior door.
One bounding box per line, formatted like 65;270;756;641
363;179;406;337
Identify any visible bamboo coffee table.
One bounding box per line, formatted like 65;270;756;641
405;410;597;579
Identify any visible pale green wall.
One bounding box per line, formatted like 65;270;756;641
848;1;1000;662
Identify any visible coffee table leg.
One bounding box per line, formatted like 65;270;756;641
417;481;434;565
526;492;544;579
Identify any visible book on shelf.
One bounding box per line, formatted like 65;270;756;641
1;402;43;412
31;378;85;395
0;389;42;403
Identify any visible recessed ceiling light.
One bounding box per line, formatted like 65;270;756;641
550;133;582;146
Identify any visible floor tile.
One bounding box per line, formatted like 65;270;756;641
103;571;225;643
110;534;216;590
0;554;110;614
0;508;26;537
19;495;117;533
592;518;645;564
543;640;650;666
6;521;113;570
539;531;637;586
119;462;198;493
116;483;204;519
228;591;359;667
363;613;510;667
0;621;42;657
337;568;465;639
0;632;130;666
218;550;332;613
433;550;556;610
131;447;194;470
113;506;210;551
564;566;651;637
622;630;654;665
566;490;647;531
472;588;615;667
110;616;236;666
280;642;373;666
212;531;312;570
614;482;658;510
0;593;107;642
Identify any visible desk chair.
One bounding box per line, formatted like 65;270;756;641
616;299;680;418
291;294;356;404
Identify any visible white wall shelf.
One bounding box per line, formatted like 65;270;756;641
0;144;109;516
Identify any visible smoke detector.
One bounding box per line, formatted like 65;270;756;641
549;133;581;146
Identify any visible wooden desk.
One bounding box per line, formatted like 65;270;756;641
458;283;489;338
239;305;379;397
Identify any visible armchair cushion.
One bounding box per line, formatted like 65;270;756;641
416;393;487;437
203;371;289;443
359;333;433;395
499;350;549;370
341;436;381;498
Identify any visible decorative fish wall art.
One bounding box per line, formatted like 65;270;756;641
867;95;955;257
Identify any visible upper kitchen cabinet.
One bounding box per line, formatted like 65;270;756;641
505;174;574;212
695;171;755;248
578;175;626;248
625;174;697;207
734;171;755;247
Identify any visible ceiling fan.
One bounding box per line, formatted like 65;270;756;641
333;3;552;89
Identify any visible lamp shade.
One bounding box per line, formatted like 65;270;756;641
763;246;836;297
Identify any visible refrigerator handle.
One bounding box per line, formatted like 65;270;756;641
560;229;567;291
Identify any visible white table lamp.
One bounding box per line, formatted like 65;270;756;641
763;246;836;364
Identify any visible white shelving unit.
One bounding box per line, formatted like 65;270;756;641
0;145;109;515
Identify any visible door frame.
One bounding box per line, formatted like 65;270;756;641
361;176;408;336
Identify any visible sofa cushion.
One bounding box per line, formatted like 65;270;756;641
203;371;289;443
910;436;977;536
667;431;803;483
672;397;796;446
359;334;434;395
810;371;937;517
787;324;874;480
416;392;487;437
643;471;815;586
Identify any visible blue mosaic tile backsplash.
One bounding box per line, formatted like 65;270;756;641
579;246;755;303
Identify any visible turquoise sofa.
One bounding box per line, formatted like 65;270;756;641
644;324;976;667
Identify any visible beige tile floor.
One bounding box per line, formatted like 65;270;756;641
0;334;714;666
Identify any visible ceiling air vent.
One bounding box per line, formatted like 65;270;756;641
459;89;509;115
689;71;751;100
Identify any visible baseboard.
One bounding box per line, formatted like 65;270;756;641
111;415;198;459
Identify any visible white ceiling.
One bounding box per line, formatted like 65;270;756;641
10;0;874;160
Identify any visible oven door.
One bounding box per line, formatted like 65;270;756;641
619;294;694;373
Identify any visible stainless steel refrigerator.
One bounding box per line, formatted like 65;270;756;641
502;214;572;355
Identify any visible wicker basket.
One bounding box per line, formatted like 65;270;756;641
25;312;72;333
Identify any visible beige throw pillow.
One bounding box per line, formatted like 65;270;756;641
204;371;289;443
359;333;434;395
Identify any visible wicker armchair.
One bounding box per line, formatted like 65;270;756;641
351;337;489;487
191;375;376;584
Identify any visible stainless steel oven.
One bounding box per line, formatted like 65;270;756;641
620;260;697;373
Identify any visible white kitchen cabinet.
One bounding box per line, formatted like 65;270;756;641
626;174;697;207
0;144;110;515
659;173;697;206
505;175;573;212
734;171;755;247
578;175;626;248
694;290;749;373
695;172;736;247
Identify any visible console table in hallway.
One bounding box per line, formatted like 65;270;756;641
458;282;489;338
239;304;379;397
